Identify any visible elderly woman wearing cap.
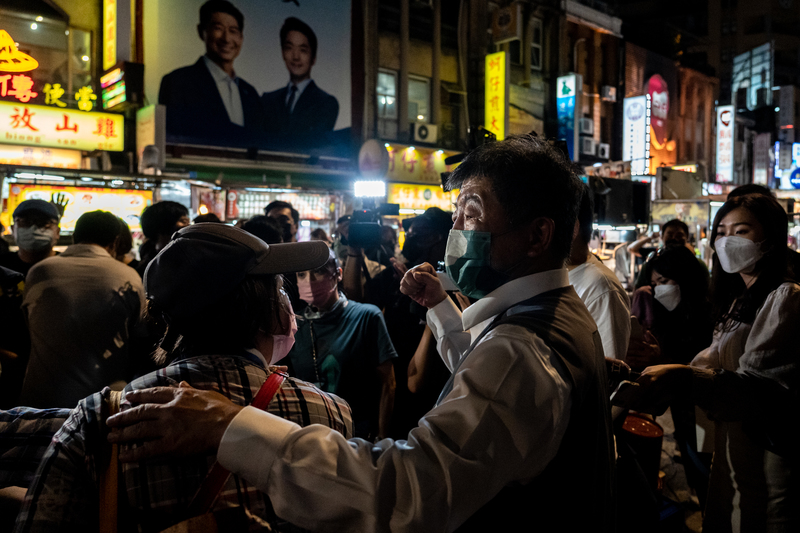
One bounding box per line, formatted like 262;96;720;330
13;224;354;532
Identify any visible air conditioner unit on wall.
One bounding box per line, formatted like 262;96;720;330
580;136;596;156
597;143;610;159
601;86;617;102
579;117;594;135
412;123;438;143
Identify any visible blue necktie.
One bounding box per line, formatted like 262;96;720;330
286;85;298;113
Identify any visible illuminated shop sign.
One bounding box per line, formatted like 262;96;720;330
1;29;99;112
104;0;117;70
384;143;461;185
715;105;734;183
0;145;82;168
485;51;508;140
557;74;581;161
0;101;124;151
7;184;151;233
623;95;650;176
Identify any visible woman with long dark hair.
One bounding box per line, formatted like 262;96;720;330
634;193;799;532
627;244;713;368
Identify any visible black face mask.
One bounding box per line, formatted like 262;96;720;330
664;238;685;247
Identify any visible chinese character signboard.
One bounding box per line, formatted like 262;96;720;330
623;96;649;176
753;132;771;185
104;0;117;71
484;51;508;140
387;183;457;211
0;101;124;151
715;105;734;183
385;144;460;185
556;74;581;161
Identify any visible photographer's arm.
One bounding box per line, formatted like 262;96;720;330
342;246;365;302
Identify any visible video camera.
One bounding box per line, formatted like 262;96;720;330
348;202;400;248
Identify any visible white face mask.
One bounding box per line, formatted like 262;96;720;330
271;310;297;365
715;236;764;274
15;226;57;252
654;283;681;311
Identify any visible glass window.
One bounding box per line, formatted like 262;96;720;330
531;18;543;71
377;70;397;119
409;77;430;123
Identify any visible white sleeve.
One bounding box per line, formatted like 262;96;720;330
425;297;470;372
584;289;631;360
218;325;572;533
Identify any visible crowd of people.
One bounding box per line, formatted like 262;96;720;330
0;136;797;532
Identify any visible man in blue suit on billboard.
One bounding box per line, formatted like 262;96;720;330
158;0;264;147
261;17;339;146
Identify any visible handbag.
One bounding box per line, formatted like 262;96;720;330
99;372;287;533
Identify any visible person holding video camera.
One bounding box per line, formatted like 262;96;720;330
282;247;398;441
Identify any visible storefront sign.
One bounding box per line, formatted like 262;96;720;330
0;30;38;72
485;52;508;140
623;95;649;175
0;145;82;168
0;101;124;151
753;132;771;185
715;105;734;183
104;0;117;71
136;104;166;169
557;74;581;161
6;184;151;232
387;183;457;212
645;75;669;148
385;144;460;185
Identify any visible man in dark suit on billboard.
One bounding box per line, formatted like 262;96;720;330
158;0;264;147
261;17;339;146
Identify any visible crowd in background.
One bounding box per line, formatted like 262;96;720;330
0;139;797;532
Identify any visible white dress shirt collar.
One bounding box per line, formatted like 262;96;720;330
285;78;313;111
203;55;245;126
461;268;570;331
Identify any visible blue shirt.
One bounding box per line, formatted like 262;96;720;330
285;295;397;438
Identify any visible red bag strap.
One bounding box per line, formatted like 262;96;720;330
186;372;286;517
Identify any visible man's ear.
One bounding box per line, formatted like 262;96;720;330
335;267;343;282
197;24;205;41
526;217;555;258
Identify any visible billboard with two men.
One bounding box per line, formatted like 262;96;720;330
143;0;351;154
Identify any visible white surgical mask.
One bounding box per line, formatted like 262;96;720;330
270;310;297;365
654;284;681;312
715;236;764;274
15;226;56;252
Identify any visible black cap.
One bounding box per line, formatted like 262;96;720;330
144;223;329;325
402;207;453;233
13;199;60;221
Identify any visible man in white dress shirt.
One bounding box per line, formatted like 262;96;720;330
568;185;631;360
107;135;615;532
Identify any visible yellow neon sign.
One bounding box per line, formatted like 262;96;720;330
0;30;39;72
103;0;117;71
485;51;508;140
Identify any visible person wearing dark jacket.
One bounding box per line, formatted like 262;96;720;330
158;0;264;147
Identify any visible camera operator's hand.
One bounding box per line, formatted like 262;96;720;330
400;262;447;309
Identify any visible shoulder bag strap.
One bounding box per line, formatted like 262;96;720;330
99;389;124;532
186;372;287;517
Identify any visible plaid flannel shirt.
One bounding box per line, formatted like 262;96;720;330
0;407;71;489
14;353;353;532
